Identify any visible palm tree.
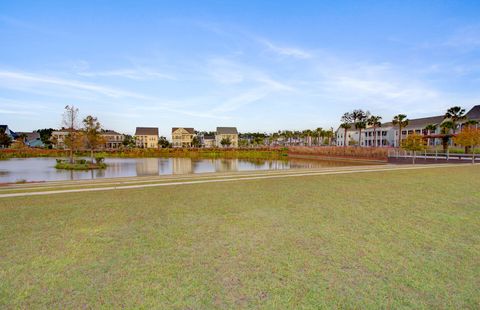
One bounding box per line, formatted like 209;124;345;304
424;124;437;147
315;127;323;145
352;109;369;146
392;114;409;148
340;112;353;147
367;115;382;147
444;106;466;134
440;121;454;152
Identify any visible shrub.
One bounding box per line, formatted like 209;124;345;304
95;156;105;164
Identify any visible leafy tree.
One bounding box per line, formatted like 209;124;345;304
35;128;54;147
62;105;83;163
444;106;466;134
367;115;382;147
352;109;369;146
83;115;105;162
220;137;232;147
158;136;171;148
392;114;409;148
122;135;136;148
401;133;426;164
191;136;201;148
454;127;480;162
0;128;12;148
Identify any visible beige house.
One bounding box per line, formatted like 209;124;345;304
216;127;238;148
51;130;69;149
202;134;216;148
135;127;159;148
101;130;124;149
172;127;195;148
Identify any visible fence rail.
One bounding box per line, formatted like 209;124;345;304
388;150;478;163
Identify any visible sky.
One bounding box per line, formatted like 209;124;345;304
1;0;480;136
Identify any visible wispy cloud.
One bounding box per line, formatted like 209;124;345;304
260;39;312;59
77;68;176;80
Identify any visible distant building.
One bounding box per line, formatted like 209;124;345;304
51;130;69;149
135;127;159;148
202;134;216;148
16;132;44;148
171;127;195;148
0;125;17;140
101;130;124;149
216;127;238;148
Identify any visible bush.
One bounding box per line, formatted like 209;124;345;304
95;156;105;164
75;159;87;165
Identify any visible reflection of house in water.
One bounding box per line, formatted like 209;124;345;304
215;159;238;172
172;158;193;175
136;158;159;176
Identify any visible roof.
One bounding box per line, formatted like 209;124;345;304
135;127;159;136
404;115;444;129
172;127;195;134
216;127;238;134
466;105;480;120
203;134;215;140
102;130;123;135
16;132;40;141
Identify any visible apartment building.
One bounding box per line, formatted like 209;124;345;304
135;127;159;149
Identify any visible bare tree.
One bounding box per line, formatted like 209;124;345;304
62;105;83;163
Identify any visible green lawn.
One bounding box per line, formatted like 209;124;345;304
0;166;479;308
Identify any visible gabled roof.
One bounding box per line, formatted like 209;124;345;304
16;132;40;141
203;134;215;140
102;130;123;135
135;127;159;135
216;127;238;134
172;127;195;134
404;115;444;129
466;105;480;120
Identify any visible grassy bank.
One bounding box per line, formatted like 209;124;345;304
0;148;287;160
55;162;107;170
0;166;478;308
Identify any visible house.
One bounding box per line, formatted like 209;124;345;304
135;127;159;148
51;130;69;149
101;130;124;149
0;125;17;140
335;124;360;147
171;127;195;148
202;134;216;148
16;132;44;148
216;127;239;148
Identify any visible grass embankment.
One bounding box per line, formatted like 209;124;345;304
288;146;390;160
0;148;287;160
54;162;107;170
0;165;479;308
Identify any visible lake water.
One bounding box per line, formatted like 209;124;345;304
0;157;368;183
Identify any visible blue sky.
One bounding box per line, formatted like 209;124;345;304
1;0;480;136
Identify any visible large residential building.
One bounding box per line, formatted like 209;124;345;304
171;127;195;148
51;130;69;149
135;127;159;149
101;130;124;149
16;132;44;147
336;105;480;147
216;127;239;148
201;134;216;148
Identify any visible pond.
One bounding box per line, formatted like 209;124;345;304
0;157;369;183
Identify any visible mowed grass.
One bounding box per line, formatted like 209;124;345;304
0;166;479;308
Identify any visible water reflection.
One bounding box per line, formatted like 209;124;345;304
0;157;369;183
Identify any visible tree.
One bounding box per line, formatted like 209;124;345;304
392;114;409;148
62;105;83;163
444;106;466;134
191;136;201;148
440;121;454;152
401;133;426;164
367;115;382;147
220;137;231;147
158;136;171;148
315;127;323;145
340;112;353;147
424;124;437;148
0;128;12;148
83;115;105;162
454;127;480;163
35;128;54;148
352;109;369;146
122;135;136;148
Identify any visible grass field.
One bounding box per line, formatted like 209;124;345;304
0;165;479;308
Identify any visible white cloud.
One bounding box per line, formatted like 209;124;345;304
260;39;312;59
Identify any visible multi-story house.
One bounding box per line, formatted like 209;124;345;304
0;125;17;140
335;125;360;147
216;127;239;148
171;127;195;148
202;134;216;148
101;130;124;149
135;127;159;149
51;130;69;149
